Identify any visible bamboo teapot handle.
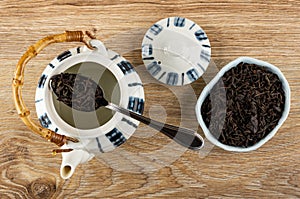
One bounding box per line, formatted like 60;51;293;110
12;31;95;153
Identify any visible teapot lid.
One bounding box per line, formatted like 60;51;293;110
142;17;211;86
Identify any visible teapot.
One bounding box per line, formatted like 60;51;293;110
13;31;144;179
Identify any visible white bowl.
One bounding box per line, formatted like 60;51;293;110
195;57;290;152
35;40;145;153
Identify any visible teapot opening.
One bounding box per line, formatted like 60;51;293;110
52;61;121;130
61;165;73;179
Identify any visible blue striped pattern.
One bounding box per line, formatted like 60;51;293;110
128;82;143;87
150;24;163;35
110;54;120;60
57;50;72;62
142;44;153;56
189;23;195;30
147;61;161;76
38;74;47;88
96;137;104;152
158;71;166;81
186;68;199;82
202;44;211;48
174;17;185;27
197;63;205;72
49;63;55;69
121;117;138;128
105;128;126;147
117;61;134;75
76;47;81;54
195;29;208;41
127;96;144;114
35;98;43;103
200;50;211;63
166;72;179;85
39;113;51;128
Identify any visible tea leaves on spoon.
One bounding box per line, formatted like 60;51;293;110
49;73;108;112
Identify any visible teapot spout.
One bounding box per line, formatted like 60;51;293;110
60;149;94;179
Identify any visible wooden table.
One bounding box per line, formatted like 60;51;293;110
1;0;299;198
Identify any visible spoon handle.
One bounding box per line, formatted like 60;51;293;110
107;103;204;150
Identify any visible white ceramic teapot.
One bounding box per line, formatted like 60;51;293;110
34;39;144;179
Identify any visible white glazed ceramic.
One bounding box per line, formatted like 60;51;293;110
196;57;290;152
35;40;144;179
142;17;211;86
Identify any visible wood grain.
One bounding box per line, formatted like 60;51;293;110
1;0;300;198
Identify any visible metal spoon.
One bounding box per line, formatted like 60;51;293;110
49;73;204;150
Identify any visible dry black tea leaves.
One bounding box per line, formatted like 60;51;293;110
201;62;285;148
49;73;108;112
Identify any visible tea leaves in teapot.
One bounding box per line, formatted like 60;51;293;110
201;62;285;148
49;73;108;112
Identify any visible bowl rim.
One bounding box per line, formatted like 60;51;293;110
195;56;291;152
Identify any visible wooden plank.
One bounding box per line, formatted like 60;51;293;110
0;0;299;198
